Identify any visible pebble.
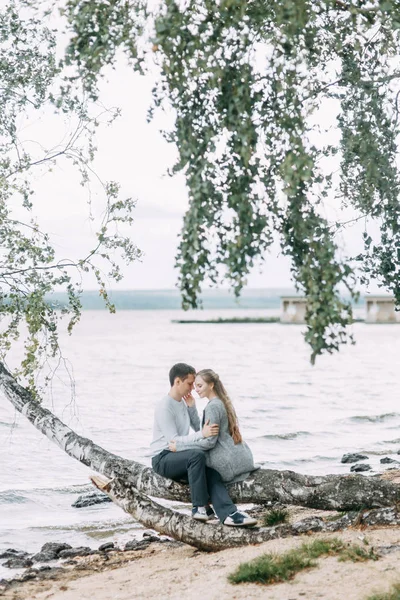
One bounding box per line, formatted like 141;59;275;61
98;542;115;552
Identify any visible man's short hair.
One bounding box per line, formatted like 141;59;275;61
169;363;196;387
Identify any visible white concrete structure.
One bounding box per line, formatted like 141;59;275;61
280;296;307;324
365;296;400;323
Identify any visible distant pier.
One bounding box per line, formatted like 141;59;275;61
365;296;400;324
172;295;399;325
280;296;307;324
280;295;399;324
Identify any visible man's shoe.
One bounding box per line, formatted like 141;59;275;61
192;506;210;522
223;511;257;527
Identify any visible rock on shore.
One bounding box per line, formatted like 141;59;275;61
341;453;368;464
0;532;165;575
71;491;112;508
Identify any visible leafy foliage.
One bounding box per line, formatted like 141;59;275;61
8;0;400;362
0;1;141;391
63;0;400;362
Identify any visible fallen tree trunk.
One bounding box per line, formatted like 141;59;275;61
91;475;400;552
91;475;295;551
1;360;400;518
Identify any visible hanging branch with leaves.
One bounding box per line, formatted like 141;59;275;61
0;1;142;390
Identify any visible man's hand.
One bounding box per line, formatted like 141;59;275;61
168;440;177;452
183;393;195;407
202;419;219;438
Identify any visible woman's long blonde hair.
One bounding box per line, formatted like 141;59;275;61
197;369;242;444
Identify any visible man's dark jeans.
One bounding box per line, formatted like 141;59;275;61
152;449;236;522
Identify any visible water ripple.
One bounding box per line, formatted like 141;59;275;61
347;412;400;423
257;431;311;441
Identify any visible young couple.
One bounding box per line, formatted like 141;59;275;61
150;363;258;527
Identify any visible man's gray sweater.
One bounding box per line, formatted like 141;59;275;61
150;395;203;457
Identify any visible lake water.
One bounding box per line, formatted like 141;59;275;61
1;308;400;579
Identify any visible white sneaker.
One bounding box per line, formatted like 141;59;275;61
223;511;257;527
192;506;209;522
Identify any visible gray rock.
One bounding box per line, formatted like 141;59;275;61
32;542;73;563
37;565;52;572
124;540;151;552
19;571;38;582
350;463;372;472
292;517;325;534
325;512;358;531
0;549;29;560
4;557;33;569
26;566;65;581
22;565;56;579
58;547;92;559
380;457;399;464
41;542;72;555
32;552;54;563
142;534;161;543
98;542;115;552
72;492;112;508
362;507;400;527
341;453;368;464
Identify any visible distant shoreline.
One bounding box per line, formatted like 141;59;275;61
45;289;365;311
172;317;372;324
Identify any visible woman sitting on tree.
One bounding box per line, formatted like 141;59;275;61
169;369;257;485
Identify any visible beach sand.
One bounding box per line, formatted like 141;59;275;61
3;523;400;600
5;476;400;600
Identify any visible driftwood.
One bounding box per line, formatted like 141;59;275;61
2;360;400;550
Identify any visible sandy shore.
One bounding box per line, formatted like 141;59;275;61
5;475;400;600
3;521;400;600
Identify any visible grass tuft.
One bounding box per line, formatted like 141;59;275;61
301;538;344;558
338;545;379;563
367;583;400;600
263;508;289;527
229;537;379;586
228;548;315;585
229;538;341;585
